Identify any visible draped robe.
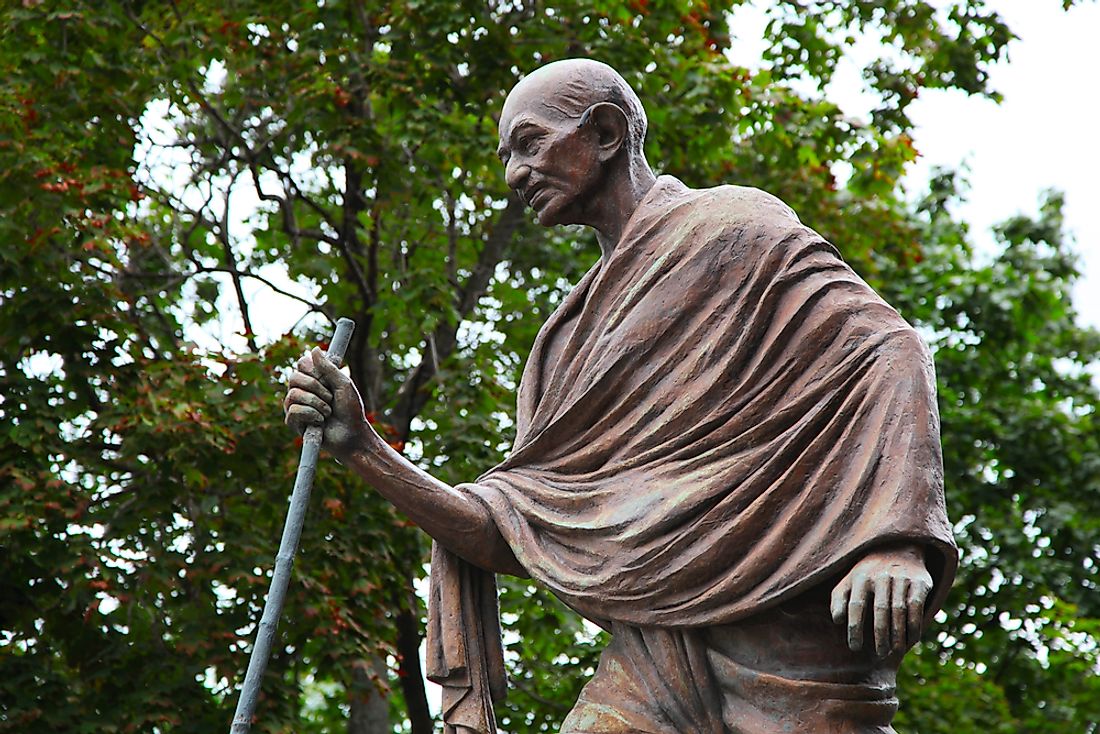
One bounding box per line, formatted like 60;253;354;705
426;176;958;733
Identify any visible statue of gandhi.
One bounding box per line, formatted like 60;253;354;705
284;59;957;734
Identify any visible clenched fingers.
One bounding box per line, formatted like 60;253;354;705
288;370;333;403
285;403;325;434
309;346;349;387
296;350;318;375
284;387;332;419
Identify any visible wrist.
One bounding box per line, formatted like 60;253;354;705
893;543;925;563
866;542;925;565
340;420;386;465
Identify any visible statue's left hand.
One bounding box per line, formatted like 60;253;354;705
829;544;932;657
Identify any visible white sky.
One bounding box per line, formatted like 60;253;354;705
908;0;1100;328
732;0;1099;328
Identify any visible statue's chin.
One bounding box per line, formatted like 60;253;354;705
534;197;578;228
534;205;559;227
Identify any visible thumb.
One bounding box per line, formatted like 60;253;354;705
311;346;349;390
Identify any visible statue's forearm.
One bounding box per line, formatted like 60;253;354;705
341;440;527;577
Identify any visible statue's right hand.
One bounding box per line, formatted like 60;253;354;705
283;346;371;460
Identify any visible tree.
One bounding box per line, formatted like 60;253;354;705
1;1;1095;732
886;176;1100;732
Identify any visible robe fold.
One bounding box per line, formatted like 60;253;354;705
425;176;958;733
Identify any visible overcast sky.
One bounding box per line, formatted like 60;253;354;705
914;0;1099;328
730;1;1099;328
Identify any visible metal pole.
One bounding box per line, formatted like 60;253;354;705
230;317;355;734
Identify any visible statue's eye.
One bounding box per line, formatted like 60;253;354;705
516;134;542;155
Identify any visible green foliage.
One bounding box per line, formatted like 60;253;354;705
496;580;606;733
885;175;1100;733
1;1;1096;733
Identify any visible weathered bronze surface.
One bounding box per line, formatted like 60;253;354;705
284;59;957;734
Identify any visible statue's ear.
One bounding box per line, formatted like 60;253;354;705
581;102;629;162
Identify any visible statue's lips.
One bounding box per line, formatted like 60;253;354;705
526;186;551;210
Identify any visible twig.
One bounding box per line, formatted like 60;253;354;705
216;172;258;351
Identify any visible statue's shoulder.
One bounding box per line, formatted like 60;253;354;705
641;177;806;248
687;183;802;226
656;180;839;270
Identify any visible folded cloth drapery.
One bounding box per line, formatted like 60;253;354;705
426;176;958;733
426;541;506;734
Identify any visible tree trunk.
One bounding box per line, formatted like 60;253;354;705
395;604;434;734
348;655;391;734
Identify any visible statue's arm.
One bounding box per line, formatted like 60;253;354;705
284;347;527;578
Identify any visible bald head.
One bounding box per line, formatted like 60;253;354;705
500;59;648;158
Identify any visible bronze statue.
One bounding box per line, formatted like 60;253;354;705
284;59;957;734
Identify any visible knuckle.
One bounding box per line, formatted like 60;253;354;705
288;405;319;422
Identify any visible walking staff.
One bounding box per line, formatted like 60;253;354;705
229;317;355;734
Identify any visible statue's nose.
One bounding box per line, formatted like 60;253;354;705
504;158;530;191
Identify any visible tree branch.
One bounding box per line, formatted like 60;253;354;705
247;163;341;248
331;163;374;312
216;173;258;351
390;195;525;440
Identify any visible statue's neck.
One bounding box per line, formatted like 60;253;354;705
591;160;658;258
